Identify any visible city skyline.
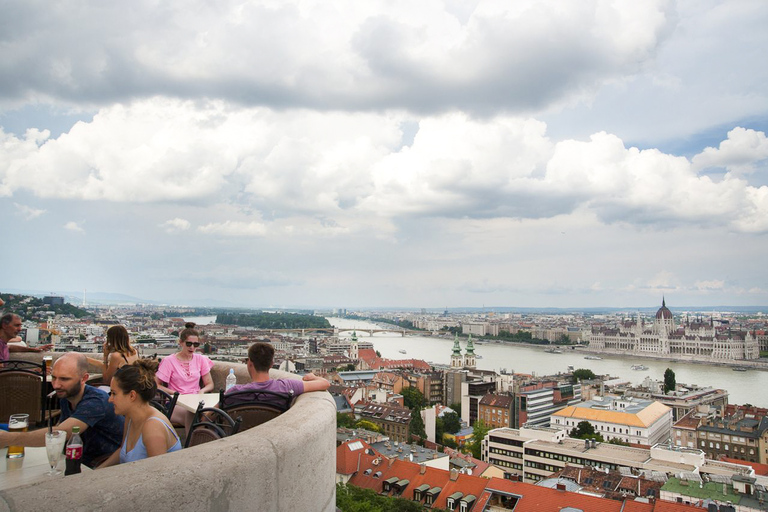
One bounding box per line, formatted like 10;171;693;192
1;1;767;309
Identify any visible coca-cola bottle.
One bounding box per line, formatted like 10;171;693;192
65;426;83;475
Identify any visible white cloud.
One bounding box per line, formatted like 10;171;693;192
64;221;84;233
198;220;267;237
13;202;45;220
159;217;191;233
695;280;725;291
692;127;768;174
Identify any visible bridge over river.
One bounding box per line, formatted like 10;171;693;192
263;327;441;337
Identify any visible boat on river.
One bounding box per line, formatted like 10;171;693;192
732;366;748;372
545;348;564;354
584;355;602;360
631;364;649;371
399;349;407;354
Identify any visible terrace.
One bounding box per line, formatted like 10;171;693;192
0;354;337;511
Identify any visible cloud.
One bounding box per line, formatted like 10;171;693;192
2;102;768;235
0;1;675;115
64;221;84;233
13;202;45;220
691;127;768;174
694;280;725;291
159;217;191;233
198;220;267;237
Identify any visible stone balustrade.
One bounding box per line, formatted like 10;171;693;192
1;355;337;512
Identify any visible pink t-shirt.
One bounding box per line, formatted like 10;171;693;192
156;353;214;394
0;340;9;362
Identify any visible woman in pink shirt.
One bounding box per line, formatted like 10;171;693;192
155;323;214;430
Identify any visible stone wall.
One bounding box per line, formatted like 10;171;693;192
1;357;337;512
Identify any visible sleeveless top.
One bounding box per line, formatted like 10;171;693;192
119;416;182;464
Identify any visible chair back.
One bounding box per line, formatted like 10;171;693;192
0;359;47;424
219;388;294;431
184;402;242;448
150;389;179;420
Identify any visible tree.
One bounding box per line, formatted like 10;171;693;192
343;363;356;371
664;368;676;394
409;408;426;439
572;368;596;382
556;334;571;344
467;420;489;459
569;420;604;442
402;387;426;410
375;350;382;357
354;420;382;433
337;413;356;428
336;483;429;512
442;411;461;434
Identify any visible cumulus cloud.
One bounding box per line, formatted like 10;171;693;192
198;220;267;237
13;202;45;220
64;221;84;233
2;100;768;234
0;1;675;115
159;218;191;233
691;127;768;175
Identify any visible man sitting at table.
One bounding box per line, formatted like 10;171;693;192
0;352;124;467
224;342;330;405
1;313;53;362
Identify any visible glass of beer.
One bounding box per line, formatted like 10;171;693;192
6;414;29;459
43;355;53;374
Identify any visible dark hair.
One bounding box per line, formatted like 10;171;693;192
1;313;19;327
113;359;159;402
106;325;135;356
248;342;275;372
179;322;199;343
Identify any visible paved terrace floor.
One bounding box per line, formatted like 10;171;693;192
0;355;337;512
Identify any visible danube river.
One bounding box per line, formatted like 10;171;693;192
327;318;768;408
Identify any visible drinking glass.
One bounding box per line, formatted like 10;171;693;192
45;430;67;476
6;414;29;459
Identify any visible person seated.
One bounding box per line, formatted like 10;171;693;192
155;323;214;431
0;353;124;467
86;325;139;388
224;342;330;406
98;360;181;467
1;313;53;363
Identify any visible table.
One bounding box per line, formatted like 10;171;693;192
175;393;220;413
0;446;91;491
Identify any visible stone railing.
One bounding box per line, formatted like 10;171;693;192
1;355;337;512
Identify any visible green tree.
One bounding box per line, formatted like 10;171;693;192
467;420;489;459
342;363;356;371
354;420;382;433
337;413;356;428
375;350;382;357
402;387;426;410
442;411;461;434
409;408;426;439
556;334;571;344
572;368;596;382
664;368;676;394
569;420;604;442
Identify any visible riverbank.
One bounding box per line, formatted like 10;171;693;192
574;346;768;372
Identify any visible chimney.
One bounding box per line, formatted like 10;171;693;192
556;483;566;491
420;464;427;475
450;469;460;481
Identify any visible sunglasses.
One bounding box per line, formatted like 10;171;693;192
185;341;201;348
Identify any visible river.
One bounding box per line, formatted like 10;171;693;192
327;317;768;408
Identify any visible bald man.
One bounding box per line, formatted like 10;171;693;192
0;353;124;467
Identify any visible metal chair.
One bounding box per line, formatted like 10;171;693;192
183;402;242;448
0;359;48;425
150;389;179;421
218;388;293;431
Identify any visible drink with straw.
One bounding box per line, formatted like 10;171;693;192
6;414;29;459
45;430;67;475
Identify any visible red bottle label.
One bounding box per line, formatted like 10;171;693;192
66;445;83;459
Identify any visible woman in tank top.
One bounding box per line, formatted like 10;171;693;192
87;325;139;386
97;359;181;468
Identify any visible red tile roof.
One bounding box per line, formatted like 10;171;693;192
336;439;379;475
719;457;768;475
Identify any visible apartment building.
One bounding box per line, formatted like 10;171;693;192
551;396;673;446
482;426;754;485
515;381;582;428
356;401;412;443
478;394;515;429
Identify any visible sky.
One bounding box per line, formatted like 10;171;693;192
1;0;768;309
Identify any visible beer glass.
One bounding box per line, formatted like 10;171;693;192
45;430;67;475
43;355;53;374
6;414;29;459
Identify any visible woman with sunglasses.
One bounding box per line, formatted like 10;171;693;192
155;323;214;431
98;360;181;468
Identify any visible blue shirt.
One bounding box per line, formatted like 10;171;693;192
119;416;181;464
60;385;125;466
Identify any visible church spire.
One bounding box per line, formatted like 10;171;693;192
465;334;475;355
451;334;462;356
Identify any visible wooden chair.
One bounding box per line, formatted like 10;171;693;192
150;389;179;421
183;402;242;448
0;359;48;425
218;388;294;431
